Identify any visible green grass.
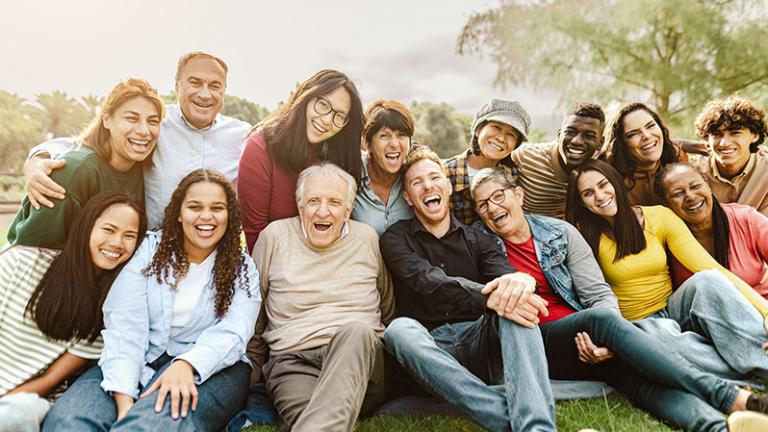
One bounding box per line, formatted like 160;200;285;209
242;393;678;432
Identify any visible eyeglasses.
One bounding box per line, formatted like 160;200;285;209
313;97;349;129
475;187;511;214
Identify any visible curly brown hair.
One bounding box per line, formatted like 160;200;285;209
143;169;250;317
695;96;767;152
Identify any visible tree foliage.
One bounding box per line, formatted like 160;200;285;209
221;95;270;126
411;101;472;158
0;91;44;172
32;90;90;138
458;0;768;131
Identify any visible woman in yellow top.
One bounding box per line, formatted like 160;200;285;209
566;159;768;381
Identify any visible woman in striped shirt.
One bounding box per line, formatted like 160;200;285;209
0;192;146;432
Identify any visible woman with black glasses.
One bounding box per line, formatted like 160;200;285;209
237;70;364;252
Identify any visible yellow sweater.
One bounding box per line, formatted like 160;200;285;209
598;205;768;321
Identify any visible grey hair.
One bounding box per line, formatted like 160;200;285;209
295;163;358;208
469;166;519;196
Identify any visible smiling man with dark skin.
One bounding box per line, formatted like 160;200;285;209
511;102;605;219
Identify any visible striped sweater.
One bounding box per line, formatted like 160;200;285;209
0;246;101;395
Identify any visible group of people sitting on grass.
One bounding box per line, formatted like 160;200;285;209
1;50;768;432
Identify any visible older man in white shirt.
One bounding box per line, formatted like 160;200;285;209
23;51;250;228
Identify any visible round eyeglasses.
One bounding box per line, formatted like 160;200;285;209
475;187;511;214
313;97;349;129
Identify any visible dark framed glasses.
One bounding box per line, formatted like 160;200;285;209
313;97;349;129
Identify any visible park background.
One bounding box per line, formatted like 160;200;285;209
1;0;767;430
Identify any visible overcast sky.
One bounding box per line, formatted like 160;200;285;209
0;0;560;130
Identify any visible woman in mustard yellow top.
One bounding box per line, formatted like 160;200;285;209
566;159;768;381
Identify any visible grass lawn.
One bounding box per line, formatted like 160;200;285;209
243;393;678;432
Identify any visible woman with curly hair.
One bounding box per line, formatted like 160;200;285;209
351;99;415;235
238;69;364;251
44;169;261;432
0;192;146;432
602;102;687;206
566;159;768;382
690;95;768;216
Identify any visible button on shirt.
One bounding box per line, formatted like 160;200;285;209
351;159;413;236
144;105;250;228
380;216;515;329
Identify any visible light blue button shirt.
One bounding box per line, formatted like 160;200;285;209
98;231;261;398
30;105;251;229
351;159;413;236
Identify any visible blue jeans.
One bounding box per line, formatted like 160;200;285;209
542;308;732;432
225;383;278;430
41;355;250;432
640;270;768;380
384;313;556;432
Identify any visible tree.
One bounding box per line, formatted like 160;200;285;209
32;91;90;138
81;95;105;117
221;95;270;126
0;91;44;172
411;101;471;158
458;0;768;131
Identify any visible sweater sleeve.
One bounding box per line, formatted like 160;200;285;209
245;222;275;383
563;222;620;312
659;206;768;317
238;133;274;253
373;234;396;326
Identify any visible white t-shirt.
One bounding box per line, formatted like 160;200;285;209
171;251;216;334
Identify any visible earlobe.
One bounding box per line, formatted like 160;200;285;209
102;116;111;130
403;190;413;207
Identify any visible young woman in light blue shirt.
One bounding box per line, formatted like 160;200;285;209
43;169;261;432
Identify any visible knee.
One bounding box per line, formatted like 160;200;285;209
336;321;378;342
689;270;731;294
583;307;624;326
383;317;428;350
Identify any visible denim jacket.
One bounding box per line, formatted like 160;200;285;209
99;231;261;398
477;214;618;313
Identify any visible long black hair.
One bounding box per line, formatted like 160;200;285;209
26;192;147;342
654;162;730;267
566;159;647;262
255;69;363;185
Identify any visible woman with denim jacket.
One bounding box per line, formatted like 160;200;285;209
43;169;261;432
472;165;768;431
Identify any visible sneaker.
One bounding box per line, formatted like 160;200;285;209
728;411;768;432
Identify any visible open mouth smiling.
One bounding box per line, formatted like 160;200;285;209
423;194;441;209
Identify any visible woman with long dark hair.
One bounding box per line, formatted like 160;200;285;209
43;169;261;431
656;163;768;297
237;69;364;251
7;78;163;248
351;99;415;235
602;102;687;206
566;159;768;381
0;192;146;431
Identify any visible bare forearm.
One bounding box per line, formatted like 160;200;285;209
7;352;88;397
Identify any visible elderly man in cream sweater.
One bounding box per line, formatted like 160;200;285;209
247;162;395;432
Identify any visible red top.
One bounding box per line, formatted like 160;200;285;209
238;132;317;252
504;236;576;324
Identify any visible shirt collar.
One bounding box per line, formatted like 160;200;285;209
408;214;464;238
548;144;571;182
709;153;755;184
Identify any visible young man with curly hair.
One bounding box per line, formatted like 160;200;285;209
691;96;768;215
